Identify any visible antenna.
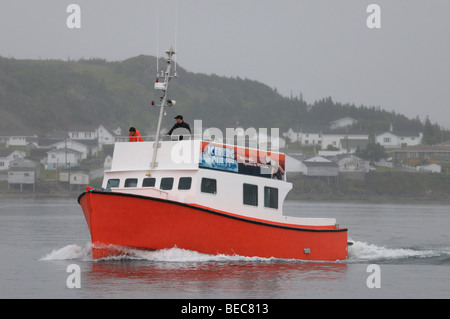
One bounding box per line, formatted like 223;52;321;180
174;0;178;74
155;1;159;75
150;46;176;169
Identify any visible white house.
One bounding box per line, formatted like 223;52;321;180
416;163;441;173
298;131;322;146
68;126;97;141
68;124;119;146
336;154;367;180
329;117;357;130
0;134;37;147
97;125;117;145
376;131;422;149
50;139;89;160
8;158;40;192
47;148;84;170
0;149;26;171
284;128;300;143
300;156;339;177
321;131;369;152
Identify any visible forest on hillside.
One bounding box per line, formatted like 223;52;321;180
0;55;447;143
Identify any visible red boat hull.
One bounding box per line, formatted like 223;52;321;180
78;190;348;261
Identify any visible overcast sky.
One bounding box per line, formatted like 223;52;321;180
1;1;449;128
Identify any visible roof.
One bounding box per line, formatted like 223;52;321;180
302;156;338;167
9;158;40;170
389;145;450;152
0;149;25;157
376;130;422;137
330;117;356;124
302;161;338;167
47;148;83;155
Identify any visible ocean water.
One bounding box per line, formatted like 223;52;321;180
0;197;449;300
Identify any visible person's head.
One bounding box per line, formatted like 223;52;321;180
174;115;183;124
129;127;136;136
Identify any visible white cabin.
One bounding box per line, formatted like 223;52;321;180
101;139;336;227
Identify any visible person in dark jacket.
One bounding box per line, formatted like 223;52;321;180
165;115;191;137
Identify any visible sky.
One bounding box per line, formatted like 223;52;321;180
1;0;449;128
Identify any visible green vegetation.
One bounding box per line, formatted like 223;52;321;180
1;55;448;139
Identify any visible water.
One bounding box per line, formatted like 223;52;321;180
1;197;449;300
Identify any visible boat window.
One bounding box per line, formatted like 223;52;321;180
142;177;156;187
106;179;120;190
160;177;174;190
125;178;138;188
178;177;192;190
264;186;278;209
243;183;258;206
201;178;217;194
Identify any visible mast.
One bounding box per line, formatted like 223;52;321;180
151;46;176;169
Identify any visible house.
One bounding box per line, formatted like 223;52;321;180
68;124;119;146
49;139;91;159
59;169;90;189
329;117;357;130
68;125;97;141
416;163;441;173
335;154;367;180
8;158;40;192
300;156;339;177
375;130;422;149
69;170;90;188
97;125;117;145
284;128;300;143
321;129;369;152
46;148;84;170
0;129;38;147
0;149;26;171
283;125;326;146
390;145;450;166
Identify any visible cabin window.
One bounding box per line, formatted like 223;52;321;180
125;178;138;188
201;178;217;194
142;177;156;187
106;179;120;190
264;186;278;209
178;177;192;190
160;177;174;190
243;183;258;206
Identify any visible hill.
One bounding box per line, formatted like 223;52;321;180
0;55;440;137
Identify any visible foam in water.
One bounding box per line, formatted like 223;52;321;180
348;241;442;262
40;241;447;263
40;243;93;261
39;243;277;263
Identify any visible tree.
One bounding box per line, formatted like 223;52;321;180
356;142;387;162
422;116;441;145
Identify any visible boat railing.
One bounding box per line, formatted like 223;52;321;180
115;134;281;154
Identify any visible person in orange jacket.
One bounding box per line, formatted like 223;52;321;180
129;127;144;142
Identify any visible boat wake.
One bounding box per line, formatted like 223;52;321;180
348;241;450;264
40;241;450;264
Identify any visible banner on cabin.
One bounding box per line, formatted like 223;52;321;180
199;141;286;180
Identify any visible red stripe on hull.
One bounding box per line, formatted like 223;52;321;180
79;191;348;261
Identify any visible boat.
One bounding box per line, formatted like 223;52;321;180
77;47;349;261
